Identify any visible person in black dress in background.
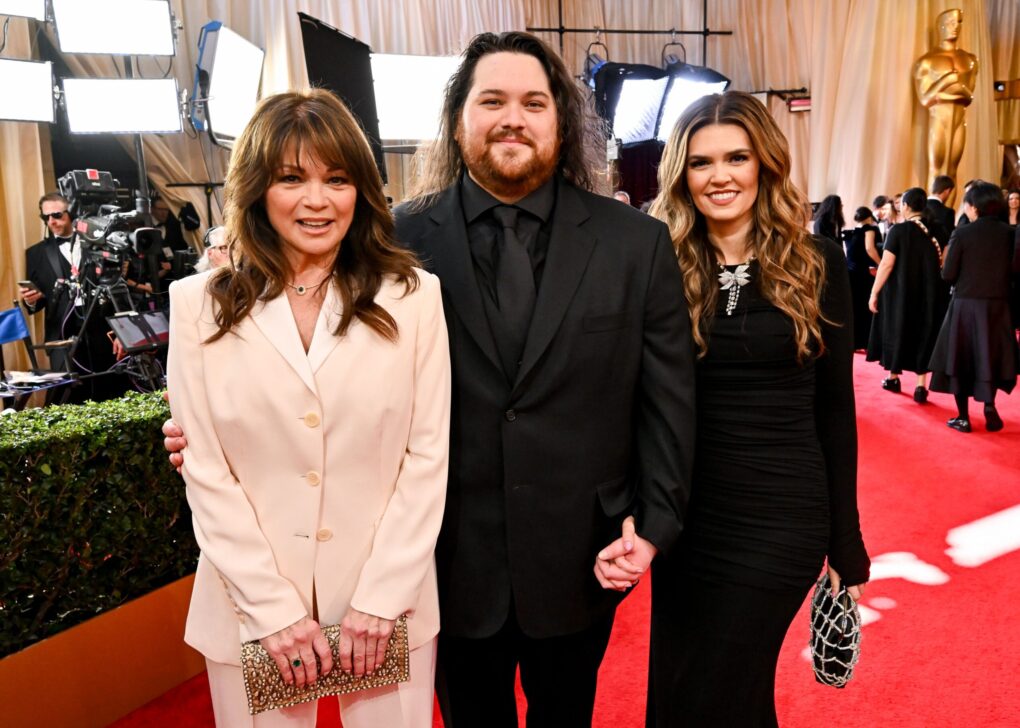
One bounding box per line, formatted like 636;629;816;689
813;194;844;242
638;91;870;727
846;207;883;350
867;187;948;403
929;182;1020;432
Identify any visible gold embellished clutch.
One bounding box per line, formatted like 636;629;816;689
240;615;410;715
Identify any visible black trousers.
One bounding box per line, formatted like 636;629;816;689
436;604;616;728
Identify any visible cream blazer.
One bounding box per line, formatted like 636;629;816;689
167;269;450;665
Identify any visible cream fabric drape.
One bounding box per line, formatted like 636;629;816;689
2;0;1018;364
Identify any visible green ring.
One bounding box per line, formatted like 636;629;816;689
292;658;302;668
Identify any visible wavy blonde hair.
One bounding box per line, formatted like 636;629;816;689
207;89;418;343
649;91;826;360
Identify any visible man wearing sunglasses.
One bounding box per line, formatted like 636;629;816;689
21;193;79;372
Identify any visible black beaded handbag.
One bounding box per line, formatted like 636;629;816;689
809;573;862;688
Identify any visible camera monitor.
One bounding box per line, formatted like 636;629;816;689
52;0;175;56
106;311;169;354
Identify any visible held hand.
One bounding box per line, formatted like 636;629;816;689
19;286;42;306
827;564;865;602
594;516;658;592
259;616;333;688
338;608;396;677
161;413;187;473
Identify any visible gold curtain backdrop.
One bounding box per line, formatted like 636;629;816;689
2;0;1017;373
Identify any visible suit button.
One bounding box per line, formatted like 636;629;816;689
304;412;320;428
306;471;321;486
316;528;333;542
505;409;517;422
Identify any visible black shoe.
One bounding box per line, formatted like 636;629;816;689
947;418;972;433
913;386;928;403
882;378;901;393
984;406;1004;432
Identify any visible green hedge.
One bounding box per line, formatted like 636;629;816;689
0;391;198;657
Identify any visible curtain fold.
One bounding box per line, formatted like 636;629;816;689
2;0;1017;348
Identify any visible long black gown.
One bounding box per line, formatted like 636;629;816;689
647;239;870;728
844;224;882;350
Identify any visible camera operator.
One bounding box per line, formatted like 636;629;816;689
123;243;172;311
20;193;79;372
20;192;127;401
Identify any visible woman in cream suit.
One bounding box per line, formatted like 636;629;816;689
167;89;450;727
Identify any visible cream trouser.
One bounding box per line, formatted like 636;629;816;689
205;638;437;728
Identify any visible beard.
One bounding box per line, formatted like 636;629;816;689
457;126;559;201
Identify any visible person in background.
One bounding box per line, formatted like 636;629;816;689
1007;188;1019;227
167;89;450;727
925;174;956;236
639;91;868;727
873;194;893;238
846;207;882;350
867;187;948;403
928;182;1019;432
956;179;982;228
613;190;632;205
812;194;844;243
194;226;231;273
893;192;904;223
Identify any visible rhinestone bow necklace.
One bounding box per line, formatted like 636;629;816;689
718;258;754;316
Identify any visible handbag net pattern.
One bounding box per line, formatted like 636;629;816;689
809;574;862;688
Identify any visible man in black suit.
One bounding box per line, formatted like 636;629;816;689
926;174;956;238
20;192;124;400
162;31;695;727
395;31;694;727
20;193;79;371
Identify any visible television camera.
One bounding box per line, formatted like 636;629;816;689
55;169;169;391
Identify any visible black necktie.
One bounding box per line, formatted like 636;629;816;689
492;205;536;373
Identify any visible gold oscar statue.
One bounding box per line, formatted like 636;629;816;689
913;8;978;206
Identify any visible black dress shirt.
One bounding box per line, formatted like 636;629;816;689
460;173;555;308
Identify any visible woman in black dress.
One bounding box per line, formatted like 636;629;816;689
866;187;948;403
641;91;870;727
813;194;844;243
846;207;882;350
929;182;1020;432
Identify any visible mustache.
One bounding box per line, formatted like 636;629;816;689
486;129;535;147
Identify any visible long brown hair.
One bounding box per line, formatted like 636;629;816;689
207;89;418;343
406;31;605;208
650;91;826;360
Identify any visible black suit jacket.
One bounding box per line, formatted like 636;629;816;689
926;198;955;239
942;217;1017;298
394;177;695;639
24;237;75;343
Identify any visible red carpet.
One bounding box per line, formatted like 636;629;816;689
112;355;1020;727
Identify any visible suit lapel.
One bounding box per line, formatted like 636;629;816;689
422;188;503;374
44;239;67;280
513;180;595;393
248;293;319;397
307;281;343;375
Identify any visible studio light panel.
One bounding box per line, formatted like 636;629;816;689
205;25;265;144
370;53;460;140
613;77;669;146
63;78;181;134
0;59;54;123
0;0;46;21
52;0;175;56
656;77;730;143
